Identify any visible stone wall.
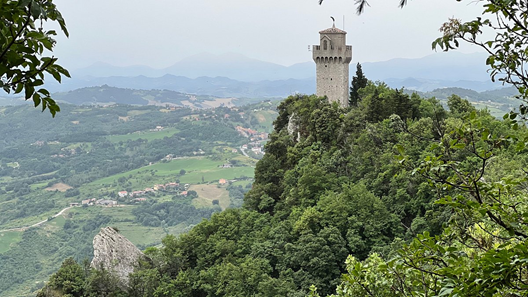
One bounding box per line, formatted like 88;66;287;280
312;28;353;108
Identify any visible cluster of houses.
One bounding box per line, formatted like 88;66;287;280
70;198;117;207
235;126;268;141
69;182;192;208
51;147;79;158
241;143;264;155
235;126;268;156
117;182;190;201
150;125;164;132
162;150;205;159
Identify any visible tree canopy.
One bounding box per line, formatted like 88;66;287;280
349;63;368;107
0;0;70;116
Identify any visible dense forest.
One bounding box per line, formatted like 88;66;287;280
38;79;528;296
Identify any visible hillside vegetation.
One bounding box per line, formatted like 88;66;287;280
0;100;277;296
38;81;528;296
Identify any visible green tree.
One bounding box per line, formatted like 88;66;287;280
1;0;70;116
349;63;368;107
364;87;383;122
46;257;85;297
447;94;476;117
322;112;528;296
86;265;125;297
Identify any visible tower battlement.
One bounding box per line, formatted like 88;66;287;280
312;24;352;107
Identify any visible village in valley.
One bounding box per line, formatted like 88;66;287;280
0;99;279;296
66;111;271;209
69;181;191;208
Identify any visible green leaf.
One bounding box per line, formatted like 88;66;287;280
15;83;24;94
18;0;32;7
30;2;42;19
38;88;50;96
32;92;41;107
452;143;466;149
24;83;34;99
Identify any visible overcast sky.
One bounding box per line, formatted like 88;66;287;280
51;0;485;69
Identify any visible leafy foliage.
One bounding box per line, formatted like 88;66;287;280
317;107;528;296
433;1;528;102
0;0;70;116
132;200;220;227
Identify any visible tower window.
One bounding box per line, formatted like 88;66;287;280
323;40;327;50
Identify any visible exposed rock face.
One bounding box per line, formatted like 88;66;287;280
287;113;301;142
91;227;146;287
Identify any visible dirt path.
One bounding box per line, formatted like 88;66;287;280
0;206;73;233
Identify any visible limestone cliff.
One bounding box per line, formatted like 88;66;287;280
287;113;301;142
91;227;147;287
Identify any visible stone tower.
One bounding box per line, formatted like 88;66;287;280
312;23;352;107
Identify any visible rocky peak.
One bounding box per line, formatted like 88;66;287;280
91;227;147;287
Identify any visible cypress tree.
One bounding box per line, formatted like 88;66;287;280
349;63;368;107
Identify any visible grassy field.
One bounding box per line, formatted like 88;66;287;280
106;127;180;143
108;222;168;246
45;183;72;192
0;208;67;230
71;108;92;113
190;184;230;210
6;162;19;168
253;109;277;131
231;179;253;188
43;216;66;233
180;166;254;184
0;231;22;253
472;103;506;118
30;182;48;191
90;157;245;185
127;109;151;116
68;206;163;246
99;206;136;221
66;206;184;247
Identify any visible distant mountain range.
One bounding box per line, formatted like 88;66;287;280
0;85;518;116
411;86;518;103
44;75;315;99
37;51;506;97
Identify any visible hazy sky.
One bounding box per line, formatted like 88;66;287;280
51;0;486;69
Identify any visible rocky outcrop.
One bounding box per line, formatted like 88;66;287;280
287;113;301;142
91;227;147;287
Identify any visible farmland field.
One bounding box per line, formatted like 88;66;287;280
0;232;22;253
189;184;230;210
106;127;180;143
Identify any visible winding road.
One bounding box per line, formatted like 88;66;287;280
240;145;250;158
0;206;73;233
